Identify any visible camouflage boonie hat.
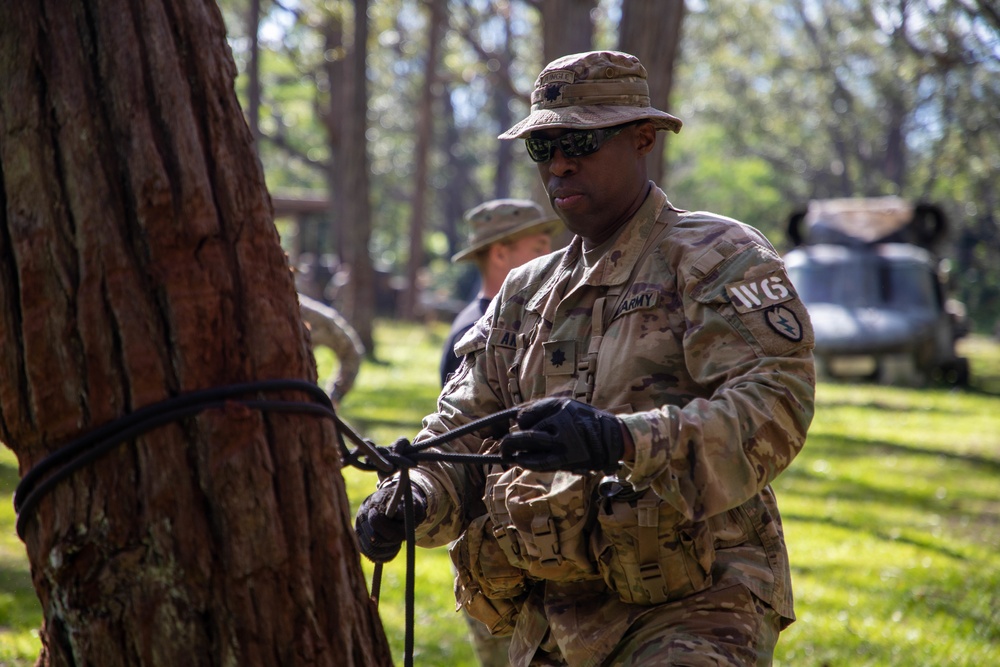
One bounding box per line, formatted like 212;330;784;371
452;199;562;263
499;50;683;139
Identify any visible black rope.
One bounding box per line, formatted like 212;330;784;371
13;378;518;667
365;407;517;667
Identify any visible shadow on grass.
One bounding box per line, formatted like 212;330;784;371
819;398;990;417
781;510;971;561
797;432;1000;471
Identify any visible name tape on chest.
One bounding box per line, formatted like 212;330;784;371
489;327;519;349
725;276;793;313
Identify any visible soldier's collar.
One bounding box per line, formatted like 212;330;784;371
583;184;667;286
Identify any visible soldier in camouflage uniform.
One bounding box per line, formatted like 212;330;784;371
355;50;815;666
441;198;562;386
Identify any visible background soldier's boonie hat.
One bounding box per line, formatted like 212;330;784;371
499;50;683;139
452;199;562;263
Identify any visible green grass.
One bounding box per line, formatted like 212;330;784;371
1;325;998;666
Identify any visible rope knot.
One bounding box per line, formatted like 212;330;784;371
386;437;419;470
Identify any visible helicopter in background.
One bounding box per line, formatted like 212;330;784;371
783;196;970;386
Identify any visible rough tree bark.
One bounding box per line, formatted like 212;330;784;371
0;1;391;665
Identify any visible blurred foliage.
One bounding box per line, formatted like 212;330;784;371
676;0;1000;329
217;0;1000;332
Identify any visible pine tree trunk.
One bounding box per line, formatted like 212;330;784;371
541;0;596;64
0;1;391;665
341;0;377;353
401;0;447;321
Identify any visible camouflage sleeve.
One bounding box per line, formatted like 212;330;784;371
619;231;816;522
298;294;365;402
407;299;508;548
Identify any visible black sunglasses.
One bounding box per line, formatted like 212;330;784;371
524;123;631;163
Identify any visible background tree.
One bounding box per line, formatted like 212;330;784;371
402;0;449;320
675;0;1000;323
340;0;379;351
0;1;390;664
618;0;685;185
537;0;597;63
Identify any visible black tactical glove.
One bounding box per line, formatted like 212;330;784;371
499;398;625;474
354;480;427;563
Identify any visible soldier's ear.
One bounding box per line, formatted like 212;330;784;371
487;242;508;268
634;121;657;156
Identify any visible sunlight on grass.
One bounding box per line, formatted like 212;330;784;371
774;339;1000;666
0;447;43;664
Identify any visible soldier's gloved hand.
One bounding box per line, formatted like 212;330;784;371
354;481;427;563
499;398;625;474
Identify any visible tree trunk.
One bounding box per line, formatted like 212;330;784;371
246;0;262;150
541;0;596;64
321;14;347;271
401;0;447;320
341;0;377;353
619;0;685;186
0;1;391;665
491;9;516;200
440;84;482;259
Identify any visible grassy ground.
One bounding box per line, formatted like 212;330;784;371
0;323;998;665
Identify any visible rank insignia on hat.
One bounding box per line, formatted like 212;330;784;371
765;305;803;341
543;83;563;102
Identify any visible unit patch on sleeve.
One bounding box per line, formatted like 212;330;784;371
725;275;794;313
765;305;803;341
721;268;813;356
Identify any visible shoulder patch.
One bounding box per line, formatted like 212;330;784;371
765;305;804;341
726;274;794;313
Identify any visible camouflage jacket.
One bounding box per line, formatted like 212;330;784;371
407;185;816;666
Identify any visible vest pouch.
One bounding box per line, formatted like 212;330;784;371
591;488;715;605
487;468;600;583
449;514;528;637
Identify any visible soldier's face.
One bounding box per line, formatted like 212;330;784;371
501;233;552;273
532;121;653;246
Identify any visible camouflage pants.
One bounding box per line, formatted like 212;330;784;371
529;584;782;667
463;607;513;667
604;584;781;667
